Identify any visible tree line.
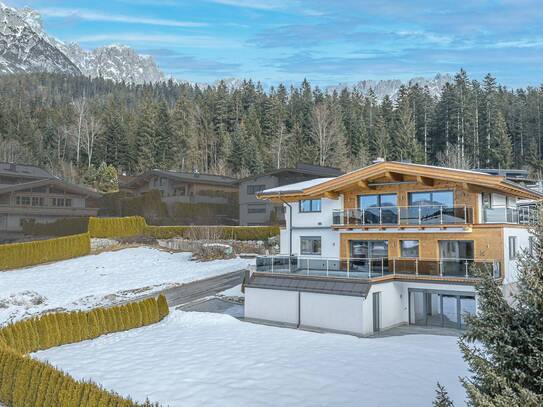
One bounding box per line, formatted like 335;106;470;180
0;70;542;185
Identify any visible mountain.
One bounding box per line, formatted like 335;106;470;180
0;2;165;84
327;74;453;101
0;4;81;75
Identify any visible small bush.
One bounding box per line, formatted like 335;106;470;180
0;233;91;271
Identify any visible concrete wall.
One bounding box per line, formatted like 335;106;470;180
245;287;299;325
503;227;532;284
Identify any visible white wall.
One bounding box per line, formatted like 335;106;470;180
299;292;364;335
244;288;299;325
362;282;404;335
503;227;532;283
285;197;341;228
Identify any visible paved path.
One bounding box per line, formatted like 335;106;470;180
158;269;246;307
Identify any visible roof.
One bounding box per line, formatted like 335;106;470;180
246;273;371;297
261;178;335;195
239;163;343;183
257;161;543;201
127;169;238;188
0;162;54;180
0;178;102;198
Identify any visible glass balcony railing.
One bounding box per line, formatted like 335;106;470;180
255;256;500;280
332;205;473;226
483;206;538;224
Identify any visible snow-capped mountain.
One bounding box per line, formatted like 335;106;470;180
327;74;453;101
0;4;81;75
0;2;165;83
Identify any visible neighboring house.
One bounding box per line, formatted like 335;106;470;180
0;162;101;232
124;169;239;222
244;161;542;336
239;163;343;226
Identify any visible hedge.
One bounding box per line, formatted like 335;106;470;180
88;216;146;238
0;295;169;407
145;225;280;241
0;233;91;271
22;217;90;237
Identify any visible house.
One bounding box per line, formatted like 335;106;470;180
0;162;101;232
239;163;343;226
244;161;542;336
124;169;239;223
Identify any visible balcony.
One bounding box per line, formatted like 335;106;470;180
332;205;473;227
255;255;500;281
483;206;537;224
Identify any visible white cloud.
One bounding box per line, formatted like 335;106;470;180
76;33;242;48
39;7;206;28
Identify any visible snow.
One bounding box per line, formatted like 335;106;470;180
261;177;335;195
0;247;252;325
34;310;468;407
218;284;243;297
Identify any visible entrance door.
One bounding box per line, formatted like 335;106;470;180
373;292;381;332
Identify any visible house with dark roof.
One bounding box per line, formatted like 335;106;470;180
0;162;101;232
124;169;239;224
239;163;343;226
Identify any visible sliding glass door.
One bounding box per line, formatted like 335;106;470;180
409;289;476;329
349;240;388;274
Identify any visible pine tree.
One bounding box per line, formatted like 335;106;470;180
433;383;454;406
488;112;513;168
134;97;157;172
393;103;424;163
458;218;543;405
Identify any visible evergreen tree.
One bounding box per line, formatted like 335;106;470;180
393;103;424;163
488;112;513;168
433;383;454;407
134;97;157;172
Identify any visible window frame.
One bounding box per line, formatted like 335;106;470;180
358;193;397;209
300;236;322;255
509;236;518;260
247;184;266;195
408;190;454;207
299;199;322;213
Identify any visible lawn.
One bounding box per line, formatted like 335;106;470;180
0;247;252;325
34;310;468;406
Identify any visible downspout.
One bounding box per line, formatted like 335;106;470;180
279;192;293;258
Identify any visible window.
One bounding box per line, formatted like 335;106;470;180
65;198;72;207
509;236;518;260
21;196;30;206
506;196;517;208
350;240;388;258
174;186;186;196
409;190;454;207
482;192;491;208
439;240;474;259
299;199;321;213
401;240;419;258
248;204;266;214
32;197;45;206
300;236;321;255
359;194;397;209
247;184;266;195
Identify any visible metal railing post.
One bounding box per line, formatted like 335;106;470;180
415;258;419;275
368;258;372;278
379;207;382;224
393;259;396;275
271;256;274;273
306;258;309;276
464;205;467;223
465;260;469;278
440;206;443;224
381;258;384;276
362;208;365;225
326;259;329;277
418;206;422;225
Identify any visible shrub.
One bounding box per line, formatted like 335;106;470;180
88;216;146;238
22;217;90;237
145;225;280;241
0;296;169;407
0;233;91;271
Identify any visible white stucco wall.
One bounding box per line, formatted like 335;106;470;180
502;227;532;284
299;292;364;334
244;287;299;325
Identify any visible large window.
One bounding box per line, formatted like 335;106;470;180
409;190;454;207
400;240;419;258
300;236;321;255
439;240;474;259
299;199;321;213
350;240;388;259
247;184;266;195
359;193;397;209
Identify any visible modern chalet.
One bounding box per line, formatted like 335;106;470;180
244;160;542;336
0;162;101;232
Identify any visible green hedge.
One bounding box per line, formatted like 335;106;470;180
88;216;146;238
145;225;280;241
22;217;90;237
0;233;91;271
0;295;169;407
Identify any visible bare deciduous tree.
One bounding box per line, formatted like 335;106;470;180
310;103;347;167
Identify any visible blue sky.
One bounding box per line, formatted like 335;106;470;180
7;0;543;88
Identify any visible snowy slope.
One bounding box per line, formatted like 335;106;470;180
35;310;469;406
0;247;252;325
0;2;165;83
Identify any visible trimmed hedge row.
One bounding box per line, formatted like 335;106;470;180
145;225;280;241
22;217;91;237
88;216;146;238
0;295;169;407
0;233;91;271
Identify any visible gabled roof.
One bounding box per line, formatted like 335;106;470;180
239;163;343;183
0;162;54;180
0;178;102;198
126;169;238;188
258;161;543;201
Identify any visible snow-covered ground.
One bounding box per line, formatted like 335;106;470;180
0;247;252;325
34;310;468;407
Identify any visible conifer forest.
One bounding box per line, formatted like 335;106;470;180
1;69;542;183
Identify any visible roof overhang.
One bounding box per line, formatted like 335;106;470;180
257;161;543;202
0;179;102;198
